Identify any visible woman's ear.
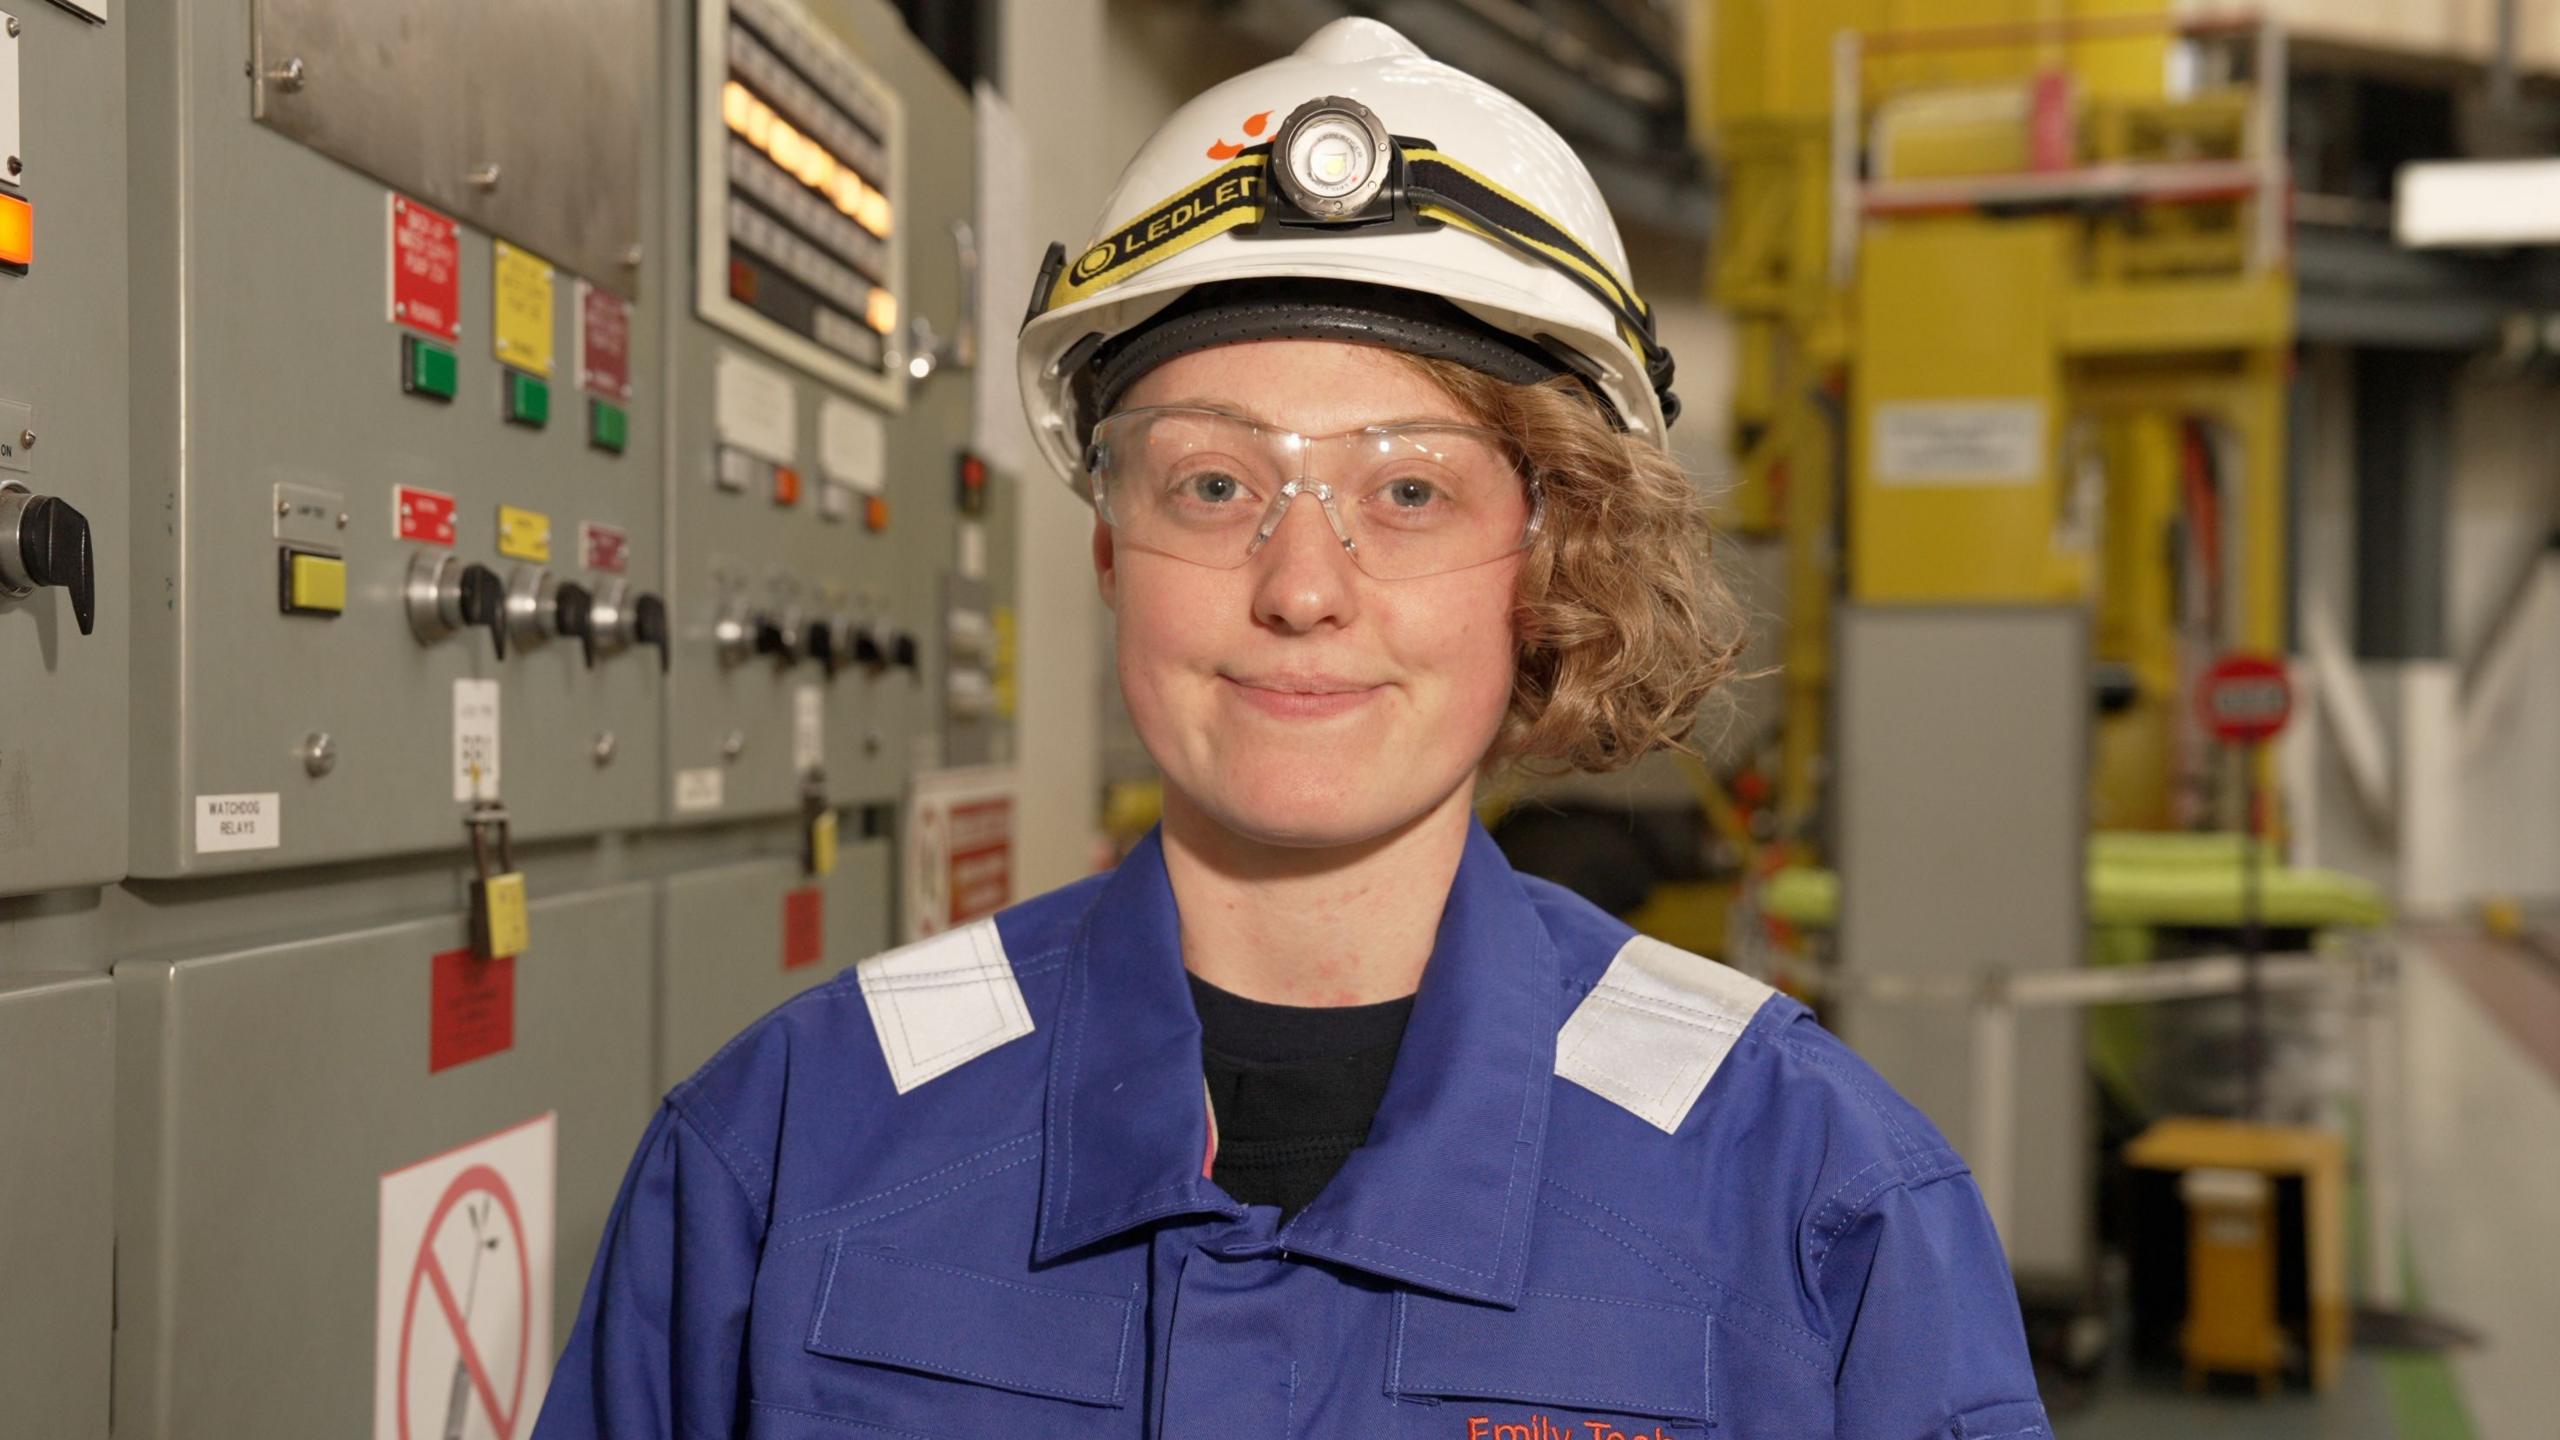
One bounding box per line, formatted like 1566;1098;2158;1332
1091;517;1118;610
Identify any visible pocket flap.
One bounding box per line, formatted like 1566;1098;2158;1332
806;1243;1138;1407
1394;1289;1710;1423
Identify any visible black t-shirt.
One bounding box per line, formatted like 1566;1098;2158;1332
1187;972;1416;1218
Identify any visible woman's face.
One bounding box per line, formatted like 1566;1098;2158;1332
1095;340;1523;850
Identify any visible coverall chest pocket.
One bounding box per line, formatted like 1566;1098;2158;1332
778;1239;1142;1439
1389;1289;1712;1440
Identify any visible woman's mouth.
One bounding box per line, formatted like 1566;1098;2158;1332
1219;673;1386;719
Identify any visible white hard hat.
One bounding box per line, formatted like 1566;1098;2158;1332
1016;17;1677;494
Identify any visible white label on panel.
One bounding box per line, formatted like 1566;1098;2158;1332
194;793;281;853
793;684;825;773
958;520;986;580
714;349;799;464
0;15;22;193
453;679;501;802
1872;400;2045;486
372;1113;554;1440
673;767;725;813
819;396;887;494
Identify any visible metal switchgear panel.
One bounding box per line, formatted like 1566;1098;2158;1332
125;0;666;875
655;837;893;1090
111;886;656;1440
657;0;974;828
0;4;127;895
0;973;114;1440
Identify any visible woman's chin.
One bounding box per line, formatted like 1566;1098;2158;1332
1184;770;1441;852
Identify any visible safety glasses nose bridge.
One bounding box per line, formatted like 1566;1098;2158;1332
1245;472;1358;563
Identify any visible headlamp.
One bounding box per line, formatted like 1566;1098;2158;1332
1271;96;1392;220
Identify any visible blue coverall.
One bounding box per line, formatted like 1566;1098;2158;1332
535;823;2050;1438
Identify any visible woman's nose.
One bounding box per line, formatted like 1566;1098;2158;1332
1250;493;1360;633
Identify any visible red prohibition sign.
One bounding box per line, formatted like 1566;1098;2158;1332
397;1163;532;1440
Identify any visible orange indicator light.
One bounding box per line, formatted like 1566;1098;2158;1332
0;195;32;271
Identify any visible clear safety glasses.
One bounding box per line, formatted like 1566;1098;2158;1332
1084;407;1542;581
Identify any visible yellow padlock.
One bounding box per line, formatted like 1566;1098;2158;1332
809;809;839;878
473;871;531;960
466;802;531;960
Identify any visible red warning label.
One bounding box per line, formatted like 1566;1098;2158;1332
576;281;632;403
430;948;515;1074
947;798;1014;925
389;194;462;343
397;485;459;547
783;885;825;970
579;521;629;574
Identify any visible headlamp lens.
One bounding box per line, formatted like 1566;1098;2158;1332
1273;98;1391;216
1297;126;1369;194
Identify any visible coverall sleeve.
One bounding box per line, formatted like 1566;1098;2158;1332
1821;1171;2051;1440
532;1099;768;1440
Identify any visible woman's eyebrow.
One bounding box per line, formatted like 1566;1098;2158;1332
1146;401;1471;433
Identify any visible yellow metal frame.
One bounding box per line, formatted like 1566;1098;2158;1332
1698;0;2294;847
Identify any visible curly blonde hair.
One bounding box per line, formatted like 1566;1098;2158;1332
1403;356;1748;775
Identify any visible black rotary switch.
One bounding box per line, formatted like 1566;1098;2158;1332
555;580;598;668
633;592;671;672
0;486;96;636
458;563;508;659
754;611;802;667
807;618;841;677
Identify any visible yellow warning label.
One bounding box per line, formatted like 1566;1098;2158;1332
496;504;552;563
492;240;556;378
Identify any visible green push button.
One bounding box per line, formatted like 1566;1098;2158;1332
505;370;550;429
589;399;629;455
401;336;458;402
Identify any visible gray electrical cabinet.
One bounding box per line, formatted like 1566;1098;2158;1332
125;0;666;875
1834;606;2091;1284
0;3;127;896
0;973;114;1440
656;835;893;1089
655;0;980;828
1;0;1011;1432
112;885;656;1440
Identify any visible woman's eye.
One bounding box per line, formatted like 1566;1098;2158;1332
1385;478;1440;508
1181;472;1244;504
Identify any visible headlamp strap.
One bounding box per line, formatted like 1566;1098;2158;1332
1028;139;1677;422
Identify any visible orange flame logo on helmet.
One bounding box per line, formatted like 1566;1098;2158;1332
1206;110;1273;161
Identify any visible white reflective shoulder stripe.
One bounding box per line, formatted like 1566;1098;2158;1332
854;917;1035;1094
1554;934;1778;1135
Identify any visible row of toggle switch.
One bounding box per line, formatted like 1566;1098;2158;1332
404;551;669;669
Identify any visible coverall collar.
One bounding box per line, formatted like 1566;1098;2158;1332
1034;820;1556;1307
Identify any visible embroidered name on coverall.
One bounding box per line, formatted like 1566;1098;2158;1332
534;825;2050;1439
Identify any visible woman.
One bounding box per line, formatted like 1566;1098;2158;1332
537;19;2046;1439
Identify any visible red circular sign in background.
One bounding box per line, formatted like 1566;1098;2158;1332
2199;652;2293;744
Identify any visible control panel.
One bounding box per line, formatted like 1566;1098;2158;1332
125;0;664;874
0;3;128;897
657;0;984;830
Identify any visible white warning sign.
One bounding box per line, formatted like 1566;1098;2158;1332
1871;398;2046;486
375;1113;556;1440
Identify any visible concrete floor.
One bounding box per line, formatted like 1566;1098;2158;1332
2054;1354;2405;1440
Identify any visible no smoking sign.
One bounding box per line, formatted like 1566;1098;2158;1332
375;1114;556;1440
